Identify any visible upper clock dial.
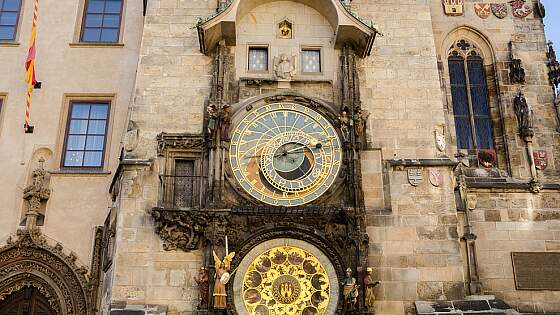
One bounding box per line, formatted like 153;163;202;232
229;103;342;207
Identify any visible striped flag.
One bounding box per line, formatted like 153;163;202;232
24;0;39;133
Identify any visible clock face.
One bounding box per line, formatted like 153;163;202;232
229;103;342;207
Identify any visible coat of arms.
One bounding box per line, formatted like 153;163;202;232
510;0;532;18
491;3;508;19
407;168;423;187
533;150;548;170
429;170;444;187
435;130;446;152
443;0;464;16
475;3;491;19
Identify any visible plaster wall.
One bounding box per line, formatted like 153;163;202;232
0;0;143;265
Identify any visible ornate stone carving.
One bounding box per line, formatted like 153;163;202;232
548;41;560;88
123;120;140;152
273;54;296;80
156;133;205;156
23;159;51;223
513;90;534;139
0;229;92;315
150;208;211;251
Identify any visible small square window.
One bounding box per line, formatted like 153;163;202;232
301;49;321;73
248;47;268;72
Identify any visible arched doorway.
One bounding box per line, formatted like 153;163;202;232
0;287;56;315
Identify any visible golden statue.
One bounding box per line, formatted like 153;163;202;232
363;267;380;310
213;250;235;309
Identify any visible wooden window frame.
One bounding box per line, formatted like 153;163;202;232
79;0;124;43
0;0;23;42
61;100;111;169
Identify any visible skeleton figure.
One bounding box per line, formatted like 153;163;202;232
339;111;349;141
513;90;534;138
212;251;235;309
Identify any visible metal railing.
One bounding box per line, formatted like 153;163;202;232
157;175;206;209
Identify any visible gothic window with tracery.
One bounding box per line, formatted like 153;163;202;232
448;39;493;150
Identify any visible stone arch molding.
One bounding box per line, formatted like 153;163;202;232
0;229;92;315
440;25;497;65
197;0;379;57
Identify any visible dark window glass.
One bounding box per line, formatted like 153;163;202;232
448;54;493;150
63;102;110;168
0;0;21;41
468;56;493;149
81;0;123;43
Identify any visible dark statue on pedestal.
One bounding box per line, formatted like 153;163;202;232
194;267;209;310
513;90;534;138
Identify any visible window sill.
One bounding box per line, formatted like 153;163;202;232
69;42;125;48
0;42;20;47
50;169;112;176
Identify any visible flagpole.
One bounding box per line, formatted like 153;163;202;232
24;0;39;133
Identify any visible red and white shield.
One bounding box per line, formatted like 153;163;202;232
533;150;548;170
429;170;443;187
475;3;491;19
510;0;533;18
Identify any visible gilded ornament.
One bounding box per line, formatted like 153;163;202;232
229;103;342;207
242;246;330;315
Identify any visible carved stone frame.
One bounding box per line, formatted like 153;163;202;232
0;229;92;315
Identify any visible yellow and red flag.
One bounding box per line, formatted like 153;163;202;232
24;0;39;132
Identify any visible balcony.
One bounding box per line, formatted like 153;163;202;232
156;175;206;209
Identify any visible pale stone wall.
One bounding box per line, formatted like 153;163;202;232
351;1;463;314
236;1;337;82
105;0;216;314
105;1;560;315
469;191;560;313
353;0;447;159
428;0;560;313
0;0;143;265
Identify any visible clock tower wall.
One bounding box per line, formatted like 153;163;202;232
104;1;464;315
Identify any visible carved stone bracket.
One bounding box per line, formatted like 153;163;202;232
0;229;92;315
156;133;205;156
150;208;212;251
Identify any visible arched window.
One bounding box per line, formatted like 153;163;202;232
448;39;493;150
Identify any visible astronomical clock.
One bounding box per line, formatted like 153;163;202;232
151;3;375;312
229;102;342;207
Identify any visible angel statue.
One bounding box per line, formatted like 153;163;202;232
213;250;235;309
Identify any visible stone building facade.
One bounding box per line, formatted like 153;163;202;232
0;0;559;315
